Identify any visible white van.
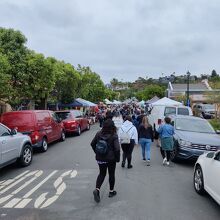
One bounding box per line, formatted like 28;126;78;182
148;105;193;130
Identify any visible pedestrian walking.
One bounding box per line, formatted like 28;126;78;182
112;112;123;134
118;115;138;169
91;119;120;203
157;117;174;166
138;116;154;166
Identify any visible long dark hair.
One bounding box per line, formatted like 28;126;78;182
101;119;116;135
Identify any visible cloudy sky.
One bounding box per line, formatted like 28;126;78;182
0;0;219;83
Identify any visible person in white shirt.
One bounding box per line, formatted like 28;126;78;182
118;115;138;169
112;112;123;134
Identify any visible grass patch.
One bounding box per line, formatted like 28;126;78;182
209;119;220;130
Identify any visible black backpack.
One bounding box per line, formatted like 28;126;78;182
95;137;109;155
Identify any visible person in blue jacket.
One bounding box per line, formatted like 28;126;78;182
157;117;174;166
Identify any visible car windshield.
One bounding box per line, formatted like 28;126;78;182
56;112;71;120
175;118;215;134
204;104;215;110
177;108;189;115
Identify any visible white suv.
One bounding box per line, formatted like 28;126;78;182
0;123;33;168
194;151;220;205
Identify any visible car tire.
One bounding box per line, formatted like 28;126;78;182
170;142;179;162
18;143;33;167
41;137;48;152
60;130;65;142
76;126;81;136
194;165;205;195
86;123;90;130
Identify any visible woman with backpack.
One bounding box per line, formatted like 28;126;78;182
91;119;120;203
118;115;138;169
138;116;154;166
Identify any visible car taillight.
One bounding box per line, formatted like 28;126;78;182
158;119;162;125
31;131;40;143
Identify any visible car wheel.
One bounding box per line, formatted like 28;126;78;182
86;123;90;130
194;165;205;195
60;130;65;142
41;138;48;152
170;142;179;162
18;144;33;167
76;126;81;136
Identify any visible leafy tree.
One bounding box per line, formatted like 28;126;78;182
0;53;11;101
23;52;57;109
77;66;106;102
0;28;28;105
136;85;165;101
211;69;218;78
53;61;81;104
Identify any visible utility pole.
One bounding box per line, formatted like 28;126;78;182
186;71;190;106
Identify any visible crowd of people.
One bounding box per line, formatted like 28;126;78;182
90;105;174;203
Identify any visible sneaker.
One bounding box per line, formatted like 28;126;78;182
146;160;150;166
93;189;100;203
163;158;167;165
127;164;133;169
109;190;117;198
143;158;146;161
121;162;125;168
166;161;170;166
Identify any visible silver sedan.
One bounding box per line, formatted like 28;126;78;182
0;123;33;168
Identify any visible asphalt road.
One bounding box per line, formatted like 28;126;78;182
0;124;219;220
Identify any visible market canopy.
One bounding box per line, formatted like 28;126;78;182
59;100;84;108
113;100;122;105
146;96;160;104
151;97;183;106
76;98;97;107
104;99;113;105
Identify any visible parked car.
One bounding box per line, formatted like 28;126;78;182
56;110;90;136
0;123;33;168
170;115;220;161
193;103;216;119
148;105;193;130
194;151;220;205
0;110;65;152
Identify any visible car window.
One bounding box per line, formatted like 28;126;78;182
71;111;79;118
76;111;82;118
215;152;220;161
56;112;71;120
175;118;216;134
164;107;176;116
52;112;59;122
177;108;189;115
0;124;10;136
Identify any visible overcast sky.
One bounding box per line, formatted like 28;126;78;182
0;0;219;83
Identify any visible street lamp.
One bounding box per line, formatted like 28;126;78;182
186;71;191;106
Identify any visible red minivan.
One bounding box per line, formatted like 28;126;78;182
1;110;65;152
56;110;90;136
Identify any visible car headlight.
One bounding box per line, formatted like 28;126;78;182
178;139;192;147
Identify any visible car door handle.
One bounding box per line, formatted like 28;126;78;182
2;140;6;144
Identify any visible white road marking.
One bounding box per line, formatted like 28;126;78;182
35;170;77;209
23;170;58;199
0;171;30;190
3;198;21;208
0;171;43;206
14;199;32;209
0;169;77;209
0;171;38;195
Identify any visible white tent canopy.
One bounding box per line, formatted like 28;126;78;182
104;98;113;105
113;100;122;105
151;97;183;106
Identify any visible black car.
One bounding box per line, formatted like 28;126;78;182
170;115;220;162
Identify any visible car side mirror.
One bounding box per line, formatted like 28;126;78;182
11;129;17;135
213;151;220;160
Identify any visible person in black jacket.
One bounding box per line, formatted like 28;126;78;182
138;116;154;166
91;119;120;203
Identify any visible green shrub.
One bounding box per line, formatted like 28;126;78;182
209;119;220;130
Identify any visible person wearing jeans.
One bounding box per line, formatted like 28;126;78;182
138;116;154;166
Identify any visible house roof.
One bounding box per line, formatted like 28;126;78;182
171;83;209;91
